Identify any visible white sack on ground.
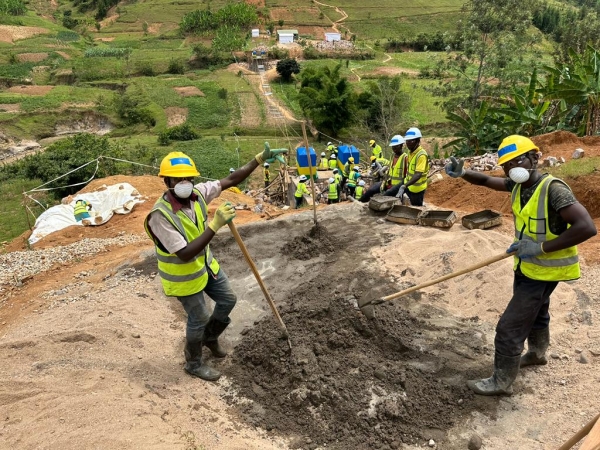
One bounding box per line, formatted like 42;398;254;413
29;183;145;245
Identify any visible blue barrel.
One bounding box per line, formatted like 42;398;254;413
337;145;360;169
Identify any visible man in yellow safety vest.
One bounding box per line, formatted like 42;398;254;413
263;162;270;189
318;152;329;170
74;199;92;222
294;175;311;208
445;135;597;396
327;177;340;204
355;180;365;199
359;134;406;202
395;127;429;206
328;154;337;170
144;145;287;382
369;139;382;159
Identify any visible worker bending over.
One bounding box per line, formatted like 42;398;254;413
396;127;429;206
355;180;366;199
295;175;311;209
144;145;287;382
263;162;270;189
369;139;382;159
445;135;596;396
359;134;406;202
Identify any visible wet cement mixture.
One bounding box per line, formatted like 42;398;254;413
280;224;335;260
224;234;493;449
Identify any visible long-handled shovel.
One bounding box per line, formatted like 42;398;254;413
227;221;292;349
358;251;515;319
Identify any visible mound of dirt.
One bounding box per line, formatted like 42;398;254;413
280;224;335;260
227;270;479;449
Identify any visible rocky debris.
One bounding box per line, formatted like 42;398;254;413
468;434;483;450
572;148;585;159
0;140;41;161
0;234;146;286
579;353;589;364
313;40;355;53
430;153;501;172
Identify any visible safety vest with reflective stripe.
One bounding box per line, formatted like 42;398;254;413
328;183;338;200
318;158;329;170
511;175;579;281
295;182;309;198
342;163;351;178
404;147;429;193
144;190;220;297
328;159;337;170
334;173;342;186
389;153;407;186
327;145;337;155
372;144;382;159
355;185;364;198
347;171;360;187
264;168;270;182
74;201;89;216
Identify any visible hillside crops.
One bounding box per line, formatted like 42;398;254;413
180;2;258;35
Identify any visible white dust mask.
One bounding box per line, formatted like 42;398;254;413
508;167;530;184
173;180;194;198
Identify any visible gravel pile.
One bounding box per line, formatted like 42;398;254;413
313;40;355;53
0;234;147;286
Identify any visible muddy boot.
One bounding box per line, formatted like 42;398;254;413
203;318;230;358
520;327;549;368
467;353;520;396
184;340;221;381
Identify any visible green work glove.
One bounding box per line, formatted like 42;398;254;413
255;142;288;164
208;202;235;233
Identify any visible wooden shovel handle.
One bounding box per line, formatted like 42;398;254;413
381;251;515;304
558;414;600;450
227;221;289;336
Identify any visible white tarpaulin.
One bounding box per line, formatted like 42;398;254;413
29;183;145;245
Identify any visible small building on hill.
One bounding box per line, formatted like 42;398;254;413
325;32;341;42
251;29;259;38
277;29;298;44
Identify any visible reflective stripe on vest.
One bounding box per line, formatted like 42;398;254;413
334;173;342;185
328;159;337;170
144;190;220;297
74;201;89;216
511;175;580;281
355;186;364;197
328;183;338;199
389;154;407;186
319;159;329;169
295;182;309;197
347;171;360;187
405;147;429;193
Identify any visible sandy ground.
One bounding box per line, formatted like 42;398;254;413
0;25;49;44
174;86;205;97
7;85;54;96
164;107;188;128
16;53;48;63
1;130;600;448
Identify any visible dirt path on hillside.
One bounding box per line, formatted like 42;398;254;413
312;0;349;34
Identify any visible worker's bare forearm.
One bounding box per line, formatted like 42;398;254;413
462;170;508;191
176;229;216;262
543;203;598;253
404;172;422;187
221;158;259;190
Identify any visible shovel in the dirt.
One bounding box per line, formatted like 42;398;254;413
227;221;292;349
358;251;515;319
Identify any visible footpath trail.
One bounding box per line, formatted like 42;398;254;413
312;0;349;34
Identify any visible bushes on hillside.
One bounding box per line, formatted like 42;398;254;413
0;0;26;15
190;44;234;69
158;124;200;146
180;3;257;35
113;91;155;127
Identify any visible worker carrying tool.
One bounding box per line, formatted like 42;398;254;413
445;135;597;396
144;145;287;382
318;152;329;170
397;127;429;206
73;199;92;222
328;154;337;170
263;162;270;189
369;155;390;183
327;177;340;204
359;134;406;202
369;139;383;159
294;175;311;209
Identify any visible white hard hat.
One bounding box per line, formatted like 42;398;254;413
321;152;326;156
264;162;269;167
229;167;235;173
404;127;422;140
330;154;336;159
299;175;308;181
333;168;339;173
327;142;332;146
389;134;405;146
353;165;359;171
359;180;365;186
328;177;335;183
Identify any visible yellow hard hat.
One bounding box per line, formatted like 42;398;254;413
369;139;375;146
348;157;354;163
159;152;200;177
370;155;376;161
497;135;539;166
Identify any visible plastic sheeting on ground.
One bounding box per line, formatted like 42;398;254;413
29;183;145;245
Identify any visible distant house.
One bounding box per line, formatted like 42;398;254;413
277;29;298;44
251;29;259;38
325;32;341;42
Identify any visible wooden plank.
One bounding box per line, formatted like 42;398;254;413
580;415;600;450
559;414;600;450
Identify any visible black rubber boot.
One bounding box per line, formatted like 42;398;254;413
467;352;521;396
203;318;230;358
520;327;550;368
184;340;221;381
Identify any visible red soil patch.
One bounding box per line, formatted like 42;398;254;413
7;85;54;96
532;130;600;159
174;86;205;97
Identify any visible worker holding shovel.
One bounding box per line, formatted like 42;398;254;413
445;135;597;396
144;145;287;382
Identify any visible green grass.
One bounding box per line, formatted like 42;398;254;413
0;178;52;244
548;157;600;178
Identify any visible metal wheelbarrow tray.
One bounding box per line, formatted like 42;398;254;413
386;205;423;225
368;195;401;211
418;210;457;228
